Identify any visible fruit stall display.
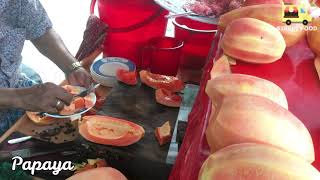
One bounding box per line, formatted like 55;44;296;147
169;1;320;180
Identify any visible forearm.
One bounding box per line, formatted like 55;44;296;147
31;28;78;75
0;88;22;109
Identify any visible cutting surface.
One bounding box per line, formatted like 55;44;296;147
76;81;180;180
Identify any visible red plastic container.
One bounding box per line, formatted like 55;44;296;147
173;17;217;69
169;33;320;179
142;37;184;76
90;0;169;68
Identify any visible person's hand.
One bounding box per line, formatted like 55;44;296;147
67;67;93;88
17;82;73;114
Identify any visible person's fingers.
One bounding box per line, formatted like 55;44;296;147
83;75;92;88
53;87;73;105
46;107;59;114
55;99;65;111
67;75;81;87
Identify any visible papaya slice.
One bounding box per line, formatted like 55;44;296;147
155;88;182;108
155;121;172;146
26;111;56;125
139;70;185;92
116;69;137;85
79;115;145;146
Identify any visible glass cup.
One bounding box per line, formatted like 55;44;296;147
141;37;184;76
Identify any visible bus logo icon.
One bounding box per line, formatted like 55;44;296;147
282;2;312;25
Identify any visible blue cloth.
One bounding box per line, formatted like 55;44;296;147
0;64;42;135
0;0;52;88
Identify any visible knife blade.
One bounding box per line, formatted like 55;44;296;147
74;83;100;98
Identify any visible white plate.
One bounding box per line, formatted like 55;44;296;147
154;0;219;24
90;57;136;87
44;86;96;119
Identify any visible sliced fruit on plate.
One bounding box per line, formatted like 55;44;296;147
94;94;107;110
62;85;82;95
139;70;185;92
73;97;86;109
26;111;56;125
210;54;232;80
155;88;182;108
315;56;320;80
84;96;95;109
79;115;145;146
67;167;127;180
116;69;137;85
155;121;172;146
59;85;95;115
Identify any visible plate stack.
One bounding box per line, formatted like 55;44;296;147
90;57;136;87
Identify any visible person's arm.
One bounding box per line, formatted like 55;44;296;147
31;29;78;76
19;0;92;87
0;83;73;113
0;89;20;109
31;29;92;87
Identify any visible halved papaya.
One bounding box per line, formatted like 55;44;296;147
139;70;185;92
155;88;182;108
79;115;145;146
26;111;56;125
210;54;232;80
67;167;127;180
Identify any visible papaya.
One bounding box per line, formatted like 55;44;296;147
155;88;182;108
26;111;56;125
206;73;288;109
206;94;315;162
59;85;94;115
198;143;320;180
139;70;185;92
79;115;145;146
155;121;172;146
221;18;286;64
210;54;232;80
67;167;127;180
307;18;320;56
315;56;320;80
218;4;306;47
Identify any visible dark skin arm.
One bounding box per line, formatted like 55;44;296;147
31;28;92;87
0;83;73;114
0;28;93;112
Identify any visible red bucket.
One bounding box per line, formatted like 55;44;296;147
90;0;169;68
173;17;217;70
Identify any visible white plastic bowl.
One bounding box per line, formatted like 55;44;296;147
90;57;136;87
